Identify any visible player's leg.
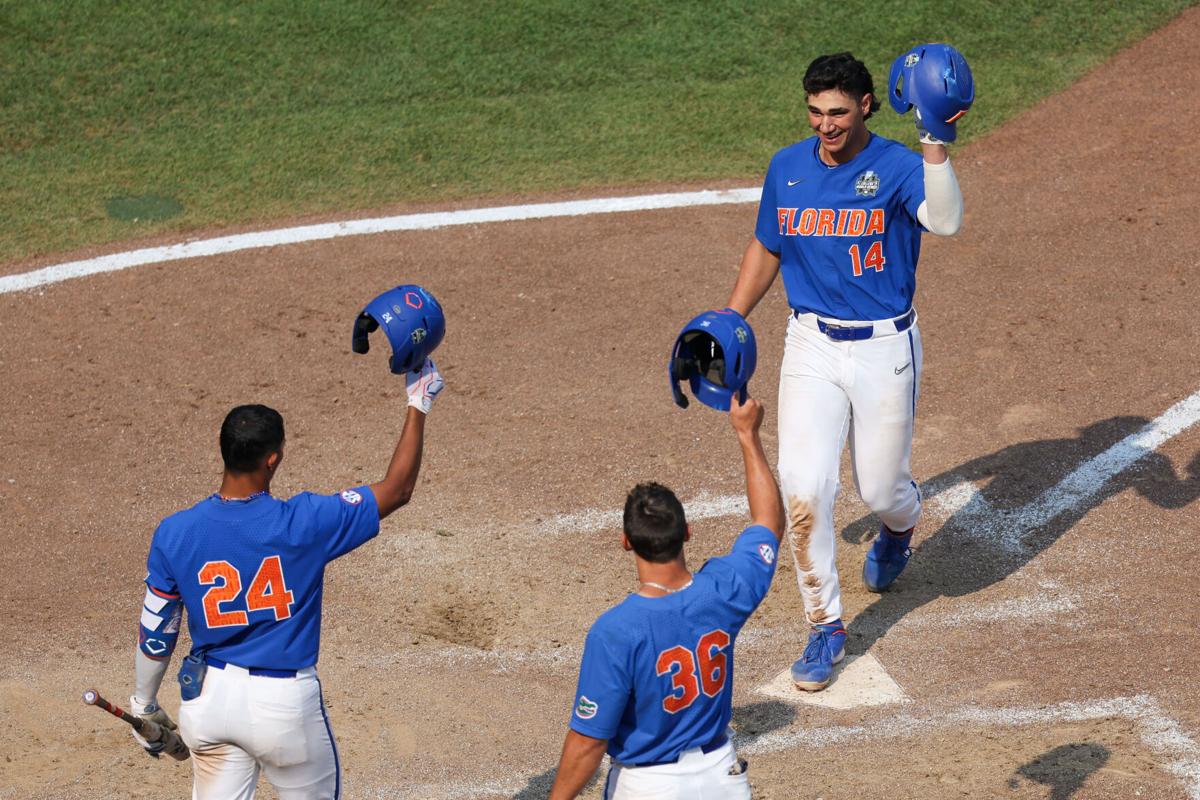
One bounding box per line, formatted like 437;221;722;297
778;317;852;691
179;665;261;800
255;669;340;800
847;325;923;591
777;317;852;625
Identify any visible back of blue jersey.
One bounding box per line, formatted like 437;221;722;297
145;487;379;670
568;526;778;765
755;134;925;320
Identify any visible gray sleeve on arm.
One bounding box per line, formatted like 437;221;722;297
134;650;171;705
916;158;963;236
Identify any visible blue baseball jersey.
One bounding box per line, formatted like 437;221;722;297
568;525;778;765
755;133;925;320
144;487;380;670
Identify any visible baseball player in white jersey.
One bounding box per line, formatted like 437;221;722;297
724;50;967;690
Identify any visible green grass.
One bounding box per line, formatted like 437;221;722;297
0;0;1193;263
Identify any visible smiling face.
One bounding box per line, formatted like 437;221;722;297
806;88;873;163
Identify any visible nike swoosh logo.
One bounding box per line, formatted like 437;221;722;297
894;363;911;375
787;179;804;186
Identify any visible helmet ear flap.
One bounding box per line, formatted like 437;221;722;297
888;50;916;114
350;312;379;354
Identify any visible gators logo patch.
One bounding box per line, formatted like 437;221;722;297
759;543;775;565
575;696;598;720
340;489;363;505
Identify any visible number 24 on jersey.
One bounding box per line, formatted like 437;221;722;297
656;629;731;713
198;556;295;628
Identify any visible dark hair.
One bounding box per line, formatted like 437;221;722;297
623;483;687;563
802;52;881;120
219;405;284;473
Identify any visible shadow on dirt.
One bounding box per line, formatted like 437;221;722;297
839;415;1200;654
1009;742;1111;800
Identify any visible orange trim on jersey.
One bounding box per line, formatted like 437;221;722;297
945;109;968;124
148;585;180;599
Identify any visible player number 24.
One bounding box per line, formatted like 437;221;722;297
655;629;731;714
198;556;295;628
848;241;886;276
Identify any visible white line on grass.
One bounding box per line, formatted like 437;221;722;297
0;187;760;294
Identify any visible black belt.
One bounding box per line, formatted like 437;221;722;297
207;656;297;678
795;308;916;341
629;733;728;768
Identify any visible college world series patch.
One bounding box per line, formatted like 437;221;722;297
340;489;363;505
575;696;598;719
759;543;775;565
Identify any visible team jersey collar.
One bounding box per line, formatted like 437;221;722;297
200;491;277;519
813;132;877;169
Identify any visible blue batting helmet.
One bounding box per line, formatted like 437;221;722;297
888;43;974;142
351;284;446;374
669;308;757;412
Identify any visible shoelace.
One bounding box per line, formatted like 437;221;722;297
802;629;840;663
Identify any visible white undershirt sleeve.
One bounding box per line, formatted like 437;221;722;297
916;158;963;236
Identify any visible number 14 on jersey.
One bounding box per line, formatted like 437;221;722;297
849;241;886;276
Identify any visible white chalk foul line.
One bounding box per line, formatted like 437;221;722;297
740;693;1200;798
0;187;760;294
391;695;1200;799
545;386;1200;547
927;386;1200;549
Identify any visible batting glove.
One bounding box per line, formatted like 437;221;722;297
128;695;177;758
914;107;946;146
406;358;445;415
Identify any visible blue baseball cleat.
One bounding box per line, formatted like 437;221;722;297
791;621;847;691
863;525;913;592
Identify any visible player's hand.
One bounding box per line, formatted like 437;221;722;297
405;358;445;415
128;696;177;758
729;391;764;436
913;107;946;146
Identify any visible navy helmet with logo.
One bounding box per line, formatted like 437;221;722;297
670;308;757;411
887;43;974;142
351;284;446;374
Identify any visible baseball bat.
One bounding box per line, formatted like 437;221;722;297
82;689;190;761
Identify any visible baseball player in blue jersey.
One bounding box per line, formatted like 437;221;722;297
127;359;444;799
549;394;785;799
724;51;967;691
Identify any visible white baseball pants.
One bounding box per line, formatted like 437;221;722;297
604;740;750;799
777;312;923;624
179;663;339;800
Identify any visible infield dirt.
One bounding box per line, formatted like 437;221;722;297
1;8;1199;799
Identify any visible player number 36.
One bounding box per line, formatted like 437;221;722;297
198;556;296;628
655;629;731;714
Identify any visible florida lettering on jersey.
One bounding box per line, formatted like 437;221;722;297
776;207;885;238
567;526;778;766
755;134;926;320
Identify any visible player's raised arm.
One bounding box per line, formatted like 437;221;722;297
369;359;444;519
729;392;785;540
895;44;972;236
726;238;781;318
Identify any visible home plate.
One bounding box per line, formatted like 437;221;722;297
755;653;910;710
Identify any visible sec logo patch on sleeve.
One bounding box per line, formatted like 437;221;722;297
340;490;363;505
759;544;775;565
575;696;598;720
